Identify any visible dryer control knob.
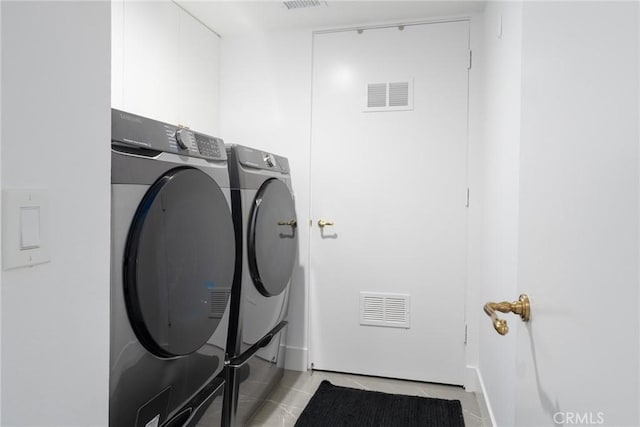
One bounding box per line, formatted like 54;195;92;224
265;154;276;167
175;128;189;150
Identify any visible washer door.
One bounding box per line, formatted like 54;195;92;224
124;167;235;358
247;178;297;297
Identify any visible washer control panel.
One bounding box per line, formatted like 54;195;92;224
111;109;227;161
196;134;223;158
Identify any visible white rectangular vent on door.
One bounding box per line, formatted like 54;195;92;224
360;292;410;328
364;79;413;112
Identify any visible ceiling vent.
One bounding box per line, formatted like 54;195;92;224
360;292;411;329
283;0;324;10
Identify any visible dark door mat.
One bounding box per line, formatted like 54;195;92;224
294;380;465;427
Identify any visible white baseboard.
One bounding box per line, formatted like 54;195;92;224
283;345;307;371
467;366;497;427
464;366;480;392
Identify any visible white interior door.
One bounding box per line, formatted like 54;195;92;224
512;3;639;426
309;21;470;385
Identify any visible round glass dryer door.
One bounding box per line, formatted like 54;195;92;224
247;178;297;297
124;167;235;358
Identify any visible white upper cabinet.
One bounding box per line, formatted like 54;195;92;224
177;10;220;135
111;0;221;135
120;0;180;125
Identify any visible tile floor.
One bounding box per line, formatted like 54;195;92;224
248;370;488;426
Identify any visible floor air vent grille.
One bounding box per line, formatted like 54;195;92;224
360;292;410;328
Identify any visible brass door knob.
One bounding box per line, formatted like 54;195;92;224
277;220;297;227
318;219;335;228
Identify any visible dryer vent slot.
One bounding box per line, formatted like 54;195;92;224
360;292;410;328
209;290;229;319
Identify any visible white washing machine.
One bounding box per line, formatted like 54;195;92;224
110;109;235;427
223;145;298;426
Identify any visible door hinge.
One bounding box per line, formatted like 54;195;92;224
465;188;470;207
464;324;468;344
468;50;473;70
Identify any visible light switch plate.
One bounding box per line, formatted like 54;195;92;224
2;189;50;270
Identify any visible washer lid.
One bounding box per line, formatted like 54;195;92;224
248;178;298;297
124;167;235;358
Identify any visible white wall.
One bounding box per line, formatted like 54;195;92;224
1;2;111;425
515;2;639;425
467;2;523;425
220;30;313;370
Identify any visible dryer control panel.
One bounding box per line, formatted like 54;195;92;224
233;145;290;174
111;109;227;161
